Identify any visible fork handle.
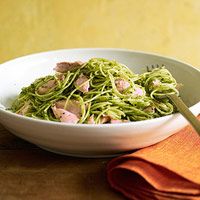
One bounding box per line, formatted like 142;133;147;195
168;94;200;135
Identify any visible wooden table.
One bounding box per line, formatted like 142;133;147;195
0;123;125;200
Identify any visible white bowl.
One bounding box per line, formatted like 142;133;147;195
0;48;200;157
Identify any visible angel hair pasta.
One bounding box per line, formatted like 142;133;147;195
10;58;179;124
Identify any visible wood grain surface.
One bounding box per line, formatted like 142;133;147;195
0;123;124;200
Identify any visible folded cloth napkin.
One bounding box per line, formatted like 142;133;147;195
107;116;200;200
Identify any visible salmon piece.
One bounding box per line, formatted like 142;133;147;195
133;87;143;96
55;99;81;118
110;119;129;124
115;79;130;93
110;119;123;124
87;115;95;124
74;74;89;93
37;74;65;95
37;79;57;95
54;61;83;73
54;100;66;109
152;79;161;86
16;101;31;115
56;73;65;81
100;115;111;124
144;106;155;113
52;106;79;123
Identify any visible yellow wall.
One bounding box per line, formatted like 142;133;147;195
0;0;200;67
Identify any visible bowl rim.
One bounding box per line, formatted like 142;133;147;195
0;48;200;127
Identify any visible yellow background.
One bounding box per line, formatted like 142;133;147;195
0;0;200;68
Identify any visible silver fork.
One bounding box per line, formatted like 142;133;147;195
147;65;200;135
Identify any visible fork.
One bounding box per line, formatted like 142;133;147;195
147;65;200;135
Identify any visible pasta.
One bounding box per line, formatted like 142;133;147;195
11;58;179;124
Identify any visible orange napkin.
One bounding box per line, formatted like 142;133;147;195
107;116;200;200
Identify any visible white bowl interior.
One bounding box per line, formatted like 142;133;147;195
0;49;200;109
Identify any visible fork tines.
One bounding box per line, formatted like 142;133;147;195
146;64;165;72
